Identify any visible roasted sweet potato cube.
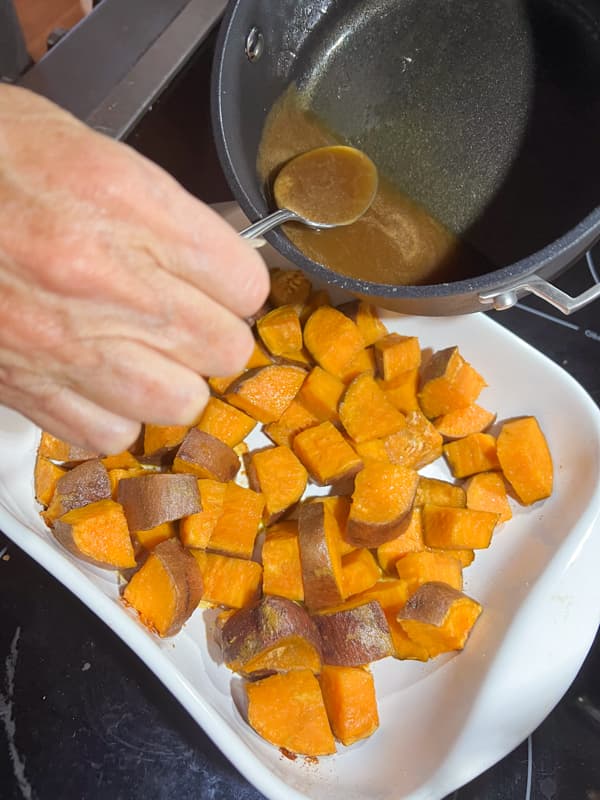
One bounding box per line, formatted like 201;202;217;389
225;364;307;423
496;416;553;505
346;463;419;547
385;613;430;661
298;500;346;612
246;669;336;756
118;472;201;531
268;267;312;309
220;595;322;675
339;372;406;443
376;507;425;572
341;347;376;383
350;579;411;614
383;410;443;469
101;451;141;471
433;403;496;439
298;366;345;423
337;300;388;346
422;504;498;550
443;432;500;478
53;498;136;569
172;428;240;482
245;445;308;524
37;431;99;463
207;482;265;559
261;521;304;602
107;467;147;500
418;346;487;419
34;455;67;507
257;304;304;355
293;420;363;485
43;459;112;525
465;471;512;522
123;539;202;637
341;548;382;598
192;550;262;609
395;550;463;595
415;476;466;508
263;398;319;448
196;397;256;447
374;333;421;380
320;665;379;746
179;479;227;549
378;368;420;414
134;521;178;551
143;424;190;458
313;600;394;666
397;582;482;658
303;305;365;380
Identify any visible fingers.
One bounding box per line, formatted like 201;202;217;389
0;371;141;454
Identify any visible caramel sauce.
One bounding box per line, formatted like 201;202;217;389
257;87;485;286
274;145;378;227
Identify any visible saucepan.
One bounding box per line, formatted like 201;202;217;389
211;0;600;316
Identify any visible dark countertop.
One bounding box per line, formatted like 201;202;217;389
2;30;600;800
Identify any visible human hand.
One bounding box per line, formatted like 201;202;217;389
0;85;269;453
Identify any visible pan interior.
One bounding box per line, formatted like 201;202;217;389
279;0;600;270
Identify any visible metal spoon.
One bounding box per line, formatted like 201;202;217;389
240;145;378;241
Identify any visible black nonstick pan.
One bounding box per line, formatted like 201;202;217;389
212;0;600;315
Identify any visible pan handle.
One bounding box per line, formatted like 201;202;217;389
479;273;600;315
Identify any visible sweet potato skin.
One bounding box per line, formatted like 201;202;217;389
43;459;112;524
117;473;201;531
298;500;345;612
173;428;240;482
220;595;322;675
314;601;394;666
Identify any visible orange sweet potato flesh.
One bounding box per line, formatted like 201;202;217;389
117;473;201;532
298;500;346;612
339;372;406;443
123;538;203;637
225;364;307;423
257;304;304;356
220;595;322;674
34;455;67;507
422;504;498;550
313;600;394;666
496;416;553;505
179;479;227;549
320;665;379;746
395;550;463;595
378;368;420;414
346;463;419;547
246;669;336;756
53;498;136;569
172;428;240;482
43;459;112;524
261;521;304;602
303;305;365;380
418;346;487;419
337;300;387;346
207;482;264;559
397;582;482;658
376;508;425;572
37;431;99;463
443;432;500;478
262;398;319;448
101;451;141;471
196;398;256;447
245;445;308;524
134;521;177;551
434;403;496;439
192;550;262;609
293;420;363;485
465;471;512;522
415;476;466;508
341;548;382;598
298;366;345;423
383;410;443;469
143;424;190;458
374;334;421;381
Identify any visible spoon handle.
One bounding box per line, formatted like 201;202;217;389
240;208;299;240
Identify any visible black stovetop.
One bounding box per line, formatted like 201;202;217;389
1;31;599;800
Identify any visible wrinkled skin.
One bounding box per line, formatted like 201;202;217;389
0;86;269;453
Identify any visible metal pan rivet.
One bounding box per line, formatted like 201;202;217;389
245;27;264;62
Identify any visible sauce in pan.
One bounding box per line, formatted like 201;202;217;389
257;87;487;286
